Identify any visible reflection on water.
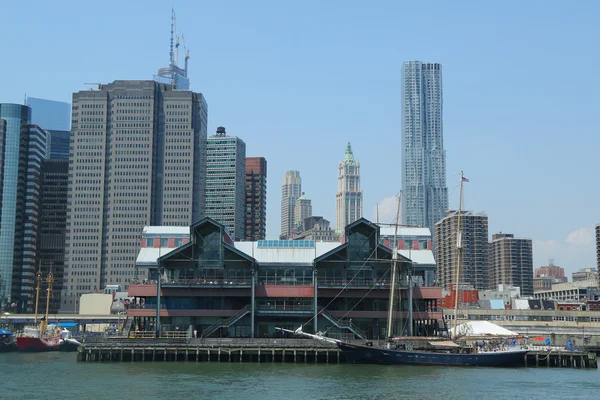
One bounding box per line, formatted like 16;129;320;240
0;353;598;400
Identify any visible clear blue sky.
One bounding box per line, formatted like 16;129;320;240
2;0;598;275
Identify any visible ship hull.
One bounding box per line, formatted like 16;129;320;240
338;343;528;367
16;336;61;352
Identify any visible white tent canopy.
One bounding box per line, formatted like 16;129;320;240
451;321;517;338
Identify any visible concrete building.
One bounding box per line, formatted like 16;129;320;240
534;276;554;292
435;211;489;291
294;193;312;233
60;80;208;312
533;279;600;302
401;61;448;236
336;142;363;232
292;216;337;242
26;96;70;131
206;127;246;240
130;218;444;339
280;170;302;239
573;268;598;282
534;262;567;283
39;159;69;313
244;157;267;241
0;104;47;311
489;233;534;296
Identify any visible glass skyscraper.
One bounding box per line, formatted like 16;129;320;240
401;61;448;236
26;97;71;131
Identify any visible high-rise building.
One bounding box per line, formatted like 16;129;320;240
435;211;489;290
294;193;312;233
534;262;567;282
489;233;534;296
281;170;301;239
401;61;448;236
0;104;47;311
206;127;246;240
336;142;363;232
154;10;190;90
61;80;208;312
245;157;267;241
596;224;600;276
39;159;69;313
26;97;71;131
46;130;70;160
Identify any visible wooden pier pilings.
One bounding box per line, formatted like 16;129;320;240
524;350;597;369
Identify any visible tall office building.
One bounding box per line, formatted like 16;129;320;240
434;210;489;290
294;193;312;233
245;157;267;241
489;233;534;296
336;142;363;232
39;159;69;313
596;224;600;276
26;96;71;131
47;130;70;160
206;127;246;240
0;104;47;312
401;61;448;236
281;170;302;239
61;80;208;312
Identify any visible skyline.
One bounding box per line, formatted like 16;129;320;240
1;1;598;275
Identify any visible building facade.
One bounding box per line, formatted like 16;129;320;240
435;211;489;290
572;268;598;282
294;193;312;233
60;80;208;312
401;61;448;236
280;170;302;239
39;159;69;313
489;233;534;296
206;127;246;240
244;157;267;241
128;218;444;340
292;216;337;242
534;262;567;283
336;142;363;232
46;130;70;160
26;97;71;131
0;104;47;311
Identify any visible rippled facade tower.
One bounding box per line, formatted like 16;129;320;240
401;61;448;236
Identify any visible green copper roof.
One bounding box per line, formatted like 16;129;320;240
297;193;310;201
344;141;355;163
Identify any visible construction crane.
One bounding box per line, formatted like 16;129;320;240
182;33;190;77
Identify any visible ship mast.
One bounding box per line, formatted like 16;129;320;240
452;172;466;338
33;264;42;325
43;263;54;335
386;196;402;340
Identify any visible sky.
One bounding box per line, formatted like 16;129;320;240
2;0;598;276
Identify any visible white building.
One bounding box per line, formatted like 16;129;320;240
336;142;362;232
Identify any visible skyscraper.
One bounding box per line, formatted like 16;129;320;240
336;142;363;232
0;104;47;311
39;159;69;313
489;233;534;296
46;130;71;160
596;223;600;276
206;127;246;240
26;97;71;131
281;170;301;239
294;193;312;233
435;210;489;290
61;80;208;312
154;9;190;90
401;61;448;236
245;157;267;241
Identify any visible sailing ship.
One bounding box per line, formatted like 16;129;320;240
281;172;528;367
16;265;61;352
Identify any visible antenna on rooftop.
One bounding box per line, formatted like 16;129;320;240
182;33;190;77
170;8;176;86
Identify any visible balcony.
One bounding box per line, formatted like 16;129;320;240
133;278;251;288
255;303;313;316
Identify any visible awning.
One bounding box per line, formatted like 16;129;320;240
57;322;78;328
0;328;12;335
429;341;461;347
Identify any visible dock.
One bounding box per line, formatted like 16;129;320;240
76;338;597;368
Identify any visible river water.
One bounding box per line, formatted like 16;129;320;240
1;352;598;399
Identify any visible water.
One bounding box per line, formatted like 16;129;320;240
1;352;598;399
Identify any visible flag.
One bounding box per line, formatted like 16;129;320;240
462;176;470;183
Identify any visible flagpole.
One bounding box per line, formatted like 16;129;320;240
452;171;466;338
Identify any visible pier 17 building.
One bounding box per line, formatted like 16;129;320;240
127;218;443;340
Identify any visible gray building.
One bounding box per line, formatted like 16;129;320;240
39;159;69;313
401;61;448;237
206;127;246;240
26;97;70;131
294;193;312;233
292;216;337;242
60;80;208;312
489;233;534;296
435;210;489;290
281;170;302;239
336;142;362;232
0;104;47;312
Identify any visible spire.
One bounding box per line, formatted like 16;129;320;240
344;141;355;163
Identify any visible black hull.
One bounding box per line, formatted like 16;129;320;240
338;343;528;367
59;341;81;352
0;341;17;353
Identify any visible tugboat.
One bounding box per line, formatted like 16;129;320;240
16;265;61;352
280;172;528;367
